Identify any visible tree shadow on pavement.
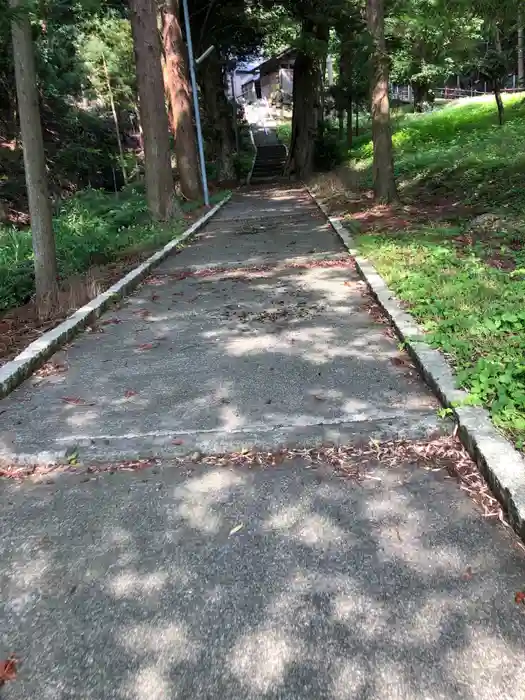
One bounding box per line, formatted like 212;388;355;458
1;457;524;699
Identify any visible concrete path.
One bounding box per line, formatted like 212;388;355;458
0;187;441;464
1;187;525;699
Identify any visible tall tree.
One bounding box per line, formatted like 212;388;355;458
10;0;58;310
161;0;201;200
519;11;524;85
129;0;176;219
367;0;398;202
191;0;261;181
286;17;329;179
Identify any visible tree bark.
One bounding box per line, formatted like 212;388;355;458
367;0;398;202
346;105;352;147
286;19;328;179
339;37;353;148
518;11;524;87
10;0;58;310
161;0;202;200
338;109;344;139
199;52;235;182
494;25;505;125
129;0;176;219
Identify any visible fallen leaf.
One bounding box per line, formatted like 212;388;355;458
151;294;160;302
0;656;17;684
172;438;184;445
461;566;473;581
137;343;156;351
100;317;122;326
62;397;89;405
229;524;244;536
124;390;138;398
343;280;353;287
515;591;525;605
67;450;79;466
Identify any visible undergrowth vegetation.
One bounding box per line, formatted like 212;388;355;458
357;229;525;445
0;187;221;312
352;94;525;208
347;94;525;447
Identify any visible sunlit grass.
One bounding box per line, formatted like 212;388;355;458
351;93;525;208
357;227;525;446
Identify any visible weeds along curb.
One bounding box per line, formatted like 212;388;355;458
308;187;525;541
0;194;231;400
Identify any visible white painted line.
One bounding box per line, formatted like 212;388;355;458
0;194;232;399
307;186;525;540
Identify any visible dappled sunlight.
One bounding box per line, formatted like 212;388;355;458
1;453;525;698
229;627;302;694
108;570;169;600
263;501;347;549
119;621;201;660
331;658;370;698
169;468;248;534
125;664;171;700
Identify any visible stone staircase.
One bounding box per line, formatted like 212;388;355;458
250;143;288;183
249;126;287;183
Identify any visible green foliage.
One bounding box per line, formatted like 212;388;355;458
349;92;525;445
357;227;525;444
388;0;483;93
77;12;136;109
315;122;346;170
351;94;525;209
0;187;175;310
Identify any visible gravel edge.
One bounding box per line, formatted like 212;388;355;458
0;195;231;400
308;188;525;540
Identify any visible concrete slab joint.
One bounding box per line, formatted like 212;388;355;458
307;186;525;541
0;195;232;400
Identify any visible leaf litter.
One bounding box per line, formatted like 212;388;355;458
0;655;17;685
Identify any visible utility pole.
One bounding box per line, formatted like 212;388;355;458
230;66;240;152
181;0;210;206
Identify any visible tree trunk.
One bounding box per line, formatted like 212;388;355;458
199;52;235;182
367;0;398;202
10;0;58;311
286;20;328;179
286;47;317;178
161;0;202;200
495;88;504;125
338;35;353;148
338;109;344;139
102;53;127;185
518;11;524;87
129;0;176;220
346;104;353;147
494;25;505;125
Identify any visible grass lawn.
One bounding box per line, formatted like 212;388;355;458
0;186;224;313
356;227;525;446
324;94;525;447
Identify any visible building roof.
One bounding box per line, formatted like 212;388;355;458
256;48;296;75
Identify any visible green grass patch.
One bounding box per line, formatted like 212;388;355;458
276;122;292;146
351;94;525;211
356;226;525;447
0;186;225;312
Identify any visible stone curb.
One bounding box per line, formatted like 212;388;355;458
0;195;232;400
308;188;525;540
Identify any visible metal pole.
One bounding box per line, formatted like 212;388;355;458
231;67;240;152
181;0;209;207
